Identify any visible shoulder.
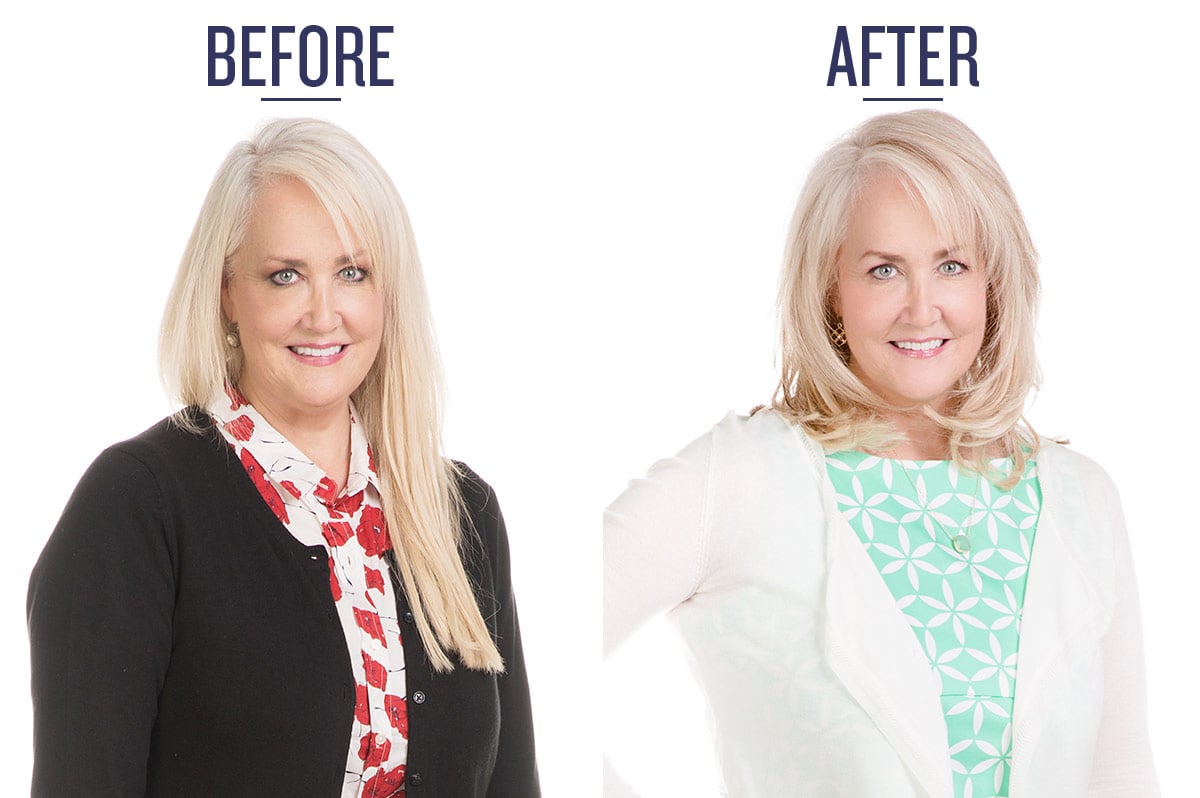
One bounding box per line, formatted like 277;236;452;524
112;408;225;470
450;460;512;584
31;415;219;591
713;407;814;453
1036;440;1122;506
700;408;822;487
66;410;240;532
452;460;501;525
65;411;215;499
58;409;226;495
640;408;813;472
607;408;822;545
1036;441;1129;564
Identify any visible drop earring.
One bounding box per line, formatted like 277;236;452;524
225;326;241;348
830;320;847;347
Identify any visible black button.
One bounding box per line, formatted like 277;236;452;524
403;611;414;624
408;772;423;786
412;690;426;704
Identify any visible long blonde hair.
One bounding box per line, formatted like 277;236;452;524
160;118;502;672
773;110;1041;483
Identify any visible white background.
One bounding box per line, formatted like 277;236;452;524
3;2;1195;796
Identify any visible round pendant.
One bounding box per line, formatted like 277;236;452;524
952;533;971;554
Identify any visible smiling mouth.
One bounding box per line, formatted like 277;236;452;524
289;345;346;357
891;339;946;352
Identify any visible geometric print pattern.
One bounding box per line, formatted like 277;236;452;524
208;385;408;797
826;452;1041;798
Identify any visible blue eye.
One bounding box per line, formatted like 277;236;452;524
939;261;967;276
869;264;898;279
270;268;299;286
339;266;368;282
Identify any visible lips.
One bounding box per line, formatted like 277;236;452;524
891;339;945;352
887;338;950;359
289;344;345;357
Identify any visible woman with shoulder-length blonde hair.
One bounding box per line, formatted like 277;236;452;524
605;110;1157;797
29;118;539;797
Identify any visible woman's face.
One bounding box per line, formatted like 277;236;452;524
221;177;384;426
834;174;987;412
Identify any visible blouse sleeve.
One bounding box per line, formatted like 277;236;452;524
603;427;715;656
27;446;176;797
1088;486;1160;795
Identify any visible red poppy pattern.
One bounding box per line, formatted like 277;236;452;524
239;448;289;524
356;506;389;557
329;557;343;601
383;693;408;736
224;414;255;441
224;382;249;410
363;765;405;798
208;388;407;796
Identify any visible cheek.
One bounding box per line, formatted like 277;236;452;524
956;284;989;336
235;291;301;345
838;284;891;338
347;290;386;341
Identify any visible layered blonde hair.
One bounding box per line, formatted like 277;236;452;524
160;118;502;672
773;110;1041;481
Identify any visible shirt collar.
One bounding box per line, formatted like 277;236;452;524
206;384;379;501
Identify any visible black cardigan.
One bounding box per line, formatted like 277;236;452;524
27;413;539;797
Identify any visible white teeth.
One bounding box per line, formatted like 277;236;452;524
290;345;344;357
893;339;945;351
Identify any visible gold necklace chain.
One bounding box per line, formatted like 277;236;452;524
897;461;982;555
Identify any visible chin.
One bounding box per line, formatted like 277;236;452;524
876;381;960;410
291;380;361;410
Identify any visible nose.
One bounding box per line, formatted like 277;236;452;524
304;280;341;333
900;275;940;328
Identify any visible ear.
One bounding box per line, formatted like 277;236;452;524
829;247;844;316
220;264;236;324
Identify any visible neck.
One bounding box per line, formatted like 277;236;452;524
245;394;353;491
877;408;952;460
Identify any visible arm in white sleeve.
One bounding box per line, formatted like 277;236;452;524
603;428;715;655
603;428;718;797
1088;487;1160;796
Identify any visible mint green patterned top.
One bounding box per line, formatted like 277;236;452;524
825;452;1041;798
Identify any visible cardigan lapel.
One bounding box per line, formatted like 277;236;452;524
822;503;955;798
1007;446;1114;797
795;433;953;797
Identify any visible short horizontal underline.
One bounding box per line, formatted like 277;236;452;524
863;97;944;102
260;97;342;102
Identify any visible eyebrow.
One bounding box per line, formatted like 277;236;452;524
261;250;369;268
859;246;961;264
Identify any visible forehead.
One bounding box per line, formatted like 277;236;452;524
241;177;363;257
841;174;955;257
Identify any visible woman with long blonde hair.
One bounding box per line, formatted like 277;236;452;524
29;118;539;797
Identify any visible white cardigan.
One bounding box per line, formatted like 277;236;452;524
604;410;1158;797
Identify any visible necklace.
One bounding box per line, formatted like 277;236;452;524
897;461;982;555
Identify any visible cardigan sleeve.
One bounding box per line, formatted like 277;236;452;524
27;446;176;797
1088;486;1160;796
603;427;719;797
603;427;715;655
477;479;542;797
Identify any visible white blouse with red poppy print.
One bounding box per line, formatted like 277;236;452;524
209;385;408;798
